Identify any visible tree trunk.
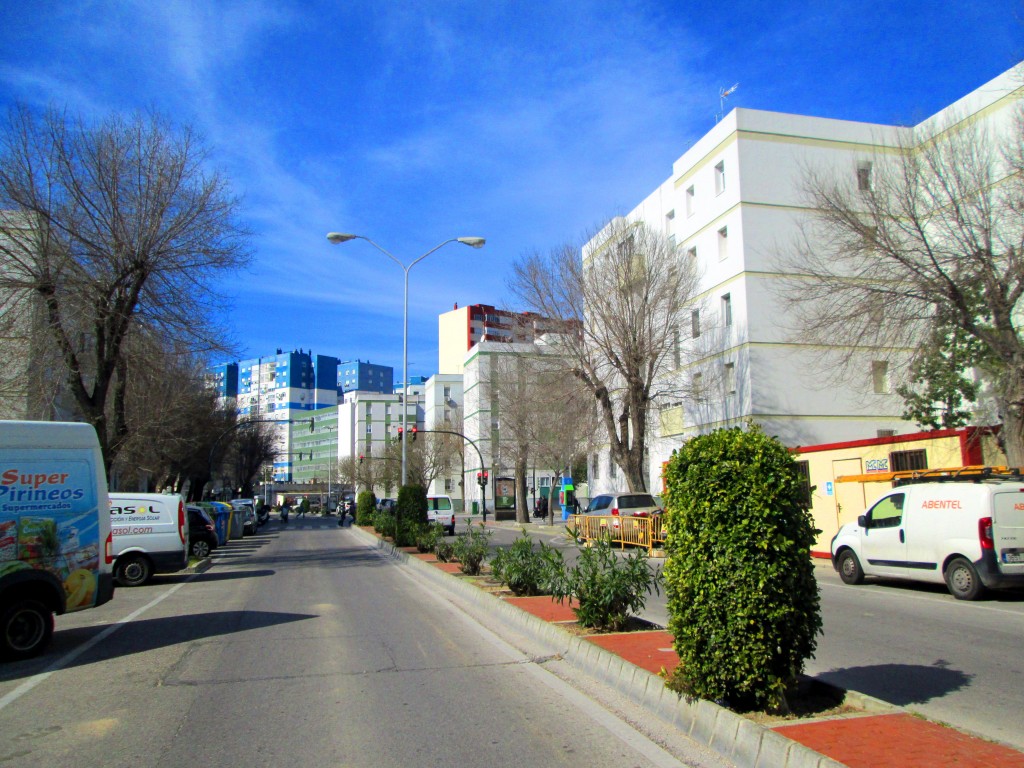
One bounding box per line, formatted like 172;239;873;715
515;452;530;524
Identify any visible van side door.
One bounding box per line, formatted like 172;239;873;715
860;492;907;576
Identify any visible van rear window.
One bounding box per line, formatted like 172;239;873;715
428;497;452;511
994;494;1024;528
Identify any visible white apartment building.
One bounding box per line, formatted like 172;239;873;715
462;341;561;517
588;64;1023;495
337;389;422;464
423;373;465;504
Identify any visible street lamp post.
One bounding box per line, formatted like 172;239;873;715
327;233;485;488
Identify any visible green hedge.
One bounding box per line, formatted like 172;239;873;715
356;490;377;525
662;424;821;712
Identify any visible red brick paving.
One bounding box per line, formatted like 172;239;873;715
774;713;1024;768
503;595;579;622
429;561;463;573
585;630;679;676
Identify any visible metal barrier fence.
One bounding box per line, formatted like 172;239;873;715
568;514;667;554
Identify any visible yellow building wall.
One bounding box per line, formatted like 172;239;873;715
795;429;1005;556
438;307;470;375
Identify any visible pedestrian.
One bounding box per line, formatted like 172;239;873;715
299;497;310;518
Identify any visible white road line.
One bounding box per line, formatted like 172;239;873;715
0;576;195;712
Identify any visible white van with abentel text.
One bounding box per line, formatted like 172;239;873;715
109;492;189;587
831;479;1024;599
0;421;116;660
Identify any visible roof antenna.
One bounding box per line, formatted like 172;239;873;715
717;83;739;123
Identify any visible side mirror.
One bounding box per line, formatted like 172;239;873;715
857;514;868;528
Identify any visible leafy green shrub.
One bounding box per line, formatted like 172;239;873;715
490;530;564;596
415;523;443;553
356;490;377;525
396;485;428;527
372;508;394;536
434;539;455;563
550;537;659;631
451;522;492;575
662;424;822;713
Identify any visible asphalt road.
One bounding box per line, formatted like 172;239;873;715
475;515;1024;751
0;517;729;768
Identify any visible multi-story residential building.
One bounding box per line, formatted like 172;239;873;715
423;373;465;504
338;359;393;395
337;389;422;463
587;64;1022;495
290;406;341;491
438;303;563;375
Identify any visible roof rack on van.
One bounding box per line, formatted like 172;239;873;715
836;465;1024;486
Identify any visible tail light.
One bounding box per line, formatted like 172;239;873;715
979;517;994;550
205;523;215;532
178;500;186;544
611;507;620;516
105;530;113;565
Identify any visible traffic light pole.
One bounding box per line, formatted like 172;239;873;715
415;429;489;523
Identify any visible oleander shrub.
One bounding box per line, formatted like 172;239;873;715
415;522;443;553
356;490;377;525
434;538;455;563
451;522;492;575
490;530;564;596
551;536;659;631
662;424;822;713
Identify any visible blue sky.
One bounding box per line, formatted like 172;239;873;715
1;1;1021;380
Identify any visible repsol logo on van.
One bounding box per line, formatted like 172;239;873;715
0;468;86;501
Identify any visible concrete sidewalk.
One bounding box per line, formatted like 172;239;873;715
421;517;1024;767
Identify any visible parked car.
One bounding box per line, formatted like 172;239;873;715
376;498;396;513
186;506;218;559
583;493;661;518
426;495;457;536
109;492;189;587
831;479;1024;600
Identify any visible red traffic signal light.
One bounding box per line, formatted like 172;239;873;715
411;426;418;442
397;427;404;441
358;455;364;465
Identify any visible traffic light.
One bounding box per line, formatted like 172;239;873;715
411;426;418;442
358;455;364;465
476;470;489;488
397;427;404;442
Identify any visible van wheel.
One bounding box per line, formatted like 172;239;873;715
191;540;211;559
1;599;54;661
116;555;152;587
837;550;864;585
945;557;985;600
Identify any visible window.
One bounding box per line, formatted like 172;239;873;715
866;493;904;529
877;429;897;438
724;362;736;394
665;209;675;233
444;478;453;491
673;327;681;368
443;386;452;400
714;161;726;195
857;162;872;191
609;460;618;480
692;372;703;400
717;226;728;260
890;449;927;472
721;293;732;326
691;309;701;338
444;408;452;423
686;245;697;261
365;424;372;434
591;456;599;480
794;460;812;508
872;361;889;394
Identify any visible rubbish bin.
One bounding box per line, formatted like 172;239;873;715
208;502;231;546
471;501;479;515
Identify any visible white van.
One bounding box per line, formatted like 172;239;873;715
109;492;189;587
831;480;1024;600
0;420;115;660
427;495;456;536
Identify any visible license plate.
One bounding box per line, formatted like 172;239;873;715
1002;551;1024;564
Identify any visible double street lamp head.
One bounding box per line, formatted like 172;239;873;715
326;232;486;249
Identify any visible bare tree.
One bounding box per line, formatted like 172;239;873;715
779;104;1024;461
509;219;703;491
0;105;250;472
486;350;539;523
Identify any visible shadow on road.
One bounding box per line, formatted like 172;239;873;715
817;661;973;706
0;609;317;680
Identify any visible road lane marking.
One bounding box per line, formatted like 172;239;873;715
0;577;194;712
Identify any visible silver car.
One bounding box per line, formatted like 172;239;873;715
583;492;661;517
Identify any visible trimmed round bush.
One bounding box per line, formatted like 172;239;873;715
356;490;377;525
662;424;822;712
